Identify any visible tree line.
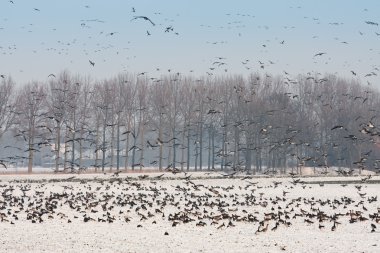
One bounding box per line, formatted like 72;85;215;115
0;71;379;174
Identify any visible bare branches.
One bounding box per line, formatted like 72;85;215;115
2;72;380;174
0;76;15;140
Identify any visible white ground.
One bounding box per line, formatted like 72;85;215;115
0;172;379;253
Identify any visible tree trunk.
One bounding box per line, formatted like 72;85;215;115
124;117;131;170
194;141;198;171
95;120;100;172
199;120;203;171
116;117;120;171
172;128;176;169
208;126;211;171
63;127;68;171
28;130;34;174
79;126;83;170
246;135;252;174
139;118;144;171
110;122;115;172
181;124;186;171
167;145;172;168
221;124;227;171
101;118;107;172
186;124;191;171
71;127;76;172
55;124;61;172
211;127;215;170
131;117;136;171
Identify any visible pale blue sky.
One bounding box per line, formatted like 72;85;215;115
0;0;379;86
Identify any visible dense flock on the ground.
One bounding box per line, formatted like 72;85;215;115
0;173;379;252
1;72;380;175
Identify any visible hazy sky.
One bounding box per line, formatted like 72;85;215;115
1;0;379;87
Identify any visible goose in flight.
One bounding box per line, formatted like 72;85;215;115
0;161;7;169
314;52;326;57
365;21;378;26
131;16;155;26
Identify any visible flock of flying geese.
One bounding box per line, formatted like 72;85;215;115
0;173;378;239
0;1;379;81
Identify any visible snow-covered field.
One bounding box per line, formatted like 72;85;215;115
0;172;379;253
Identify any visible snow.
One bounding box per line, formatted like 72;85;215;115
0;172;379;253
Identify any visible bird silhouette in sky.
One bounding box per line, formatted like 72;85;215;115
0;161;7;169
131;16;155;26
314;52;326;57
365;21;378;26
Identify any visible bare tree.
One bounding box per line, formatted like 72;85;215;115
14;82;47;173
148;77;170;171
178;77;197;171
0;76;15;141
92;81;114;172
75;77;93;171
46;72;72;172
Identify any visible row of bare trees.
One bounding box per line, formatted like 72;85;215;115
1;71;380;174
